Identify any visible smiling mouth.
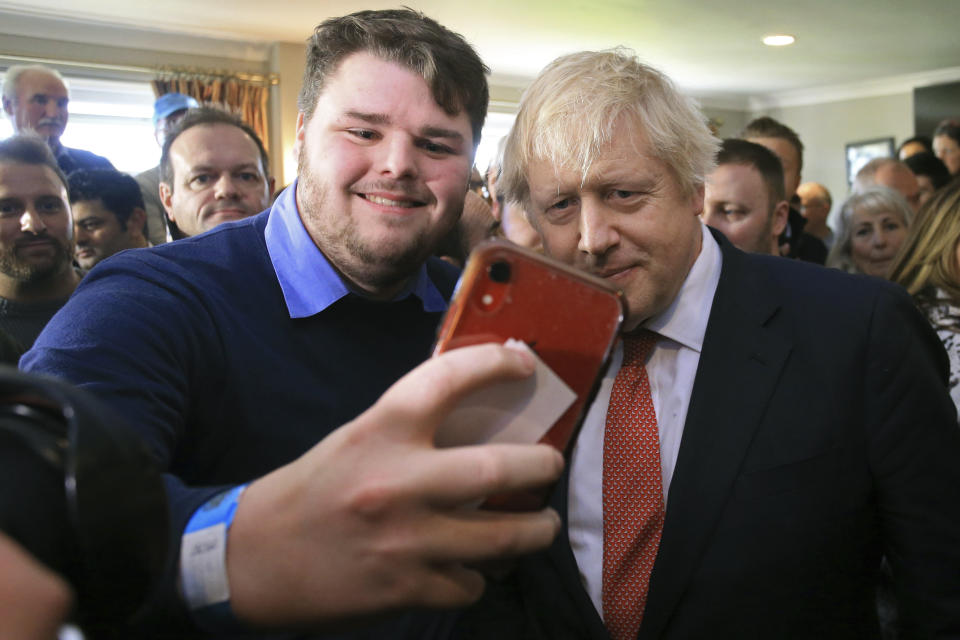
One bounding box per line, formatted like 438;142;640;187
360;194;425;208
595;266;636;280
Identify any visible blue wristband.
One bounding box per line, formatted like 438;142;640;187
180;484;248;630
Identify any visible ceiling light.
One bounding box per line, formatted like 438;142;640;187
763;34;796;46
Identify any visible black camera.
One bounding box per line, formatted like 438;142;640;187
0;366;167;632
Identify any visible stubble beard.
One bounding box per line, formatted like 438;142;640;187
0;237;73;286
297;144;453;294
736;211;778;255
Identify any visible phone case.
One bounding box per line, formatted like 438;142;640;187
433;240;625;510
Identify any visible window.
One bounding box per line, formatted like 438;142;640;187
1;68;516;180
0;73;157;174
474;110;516;175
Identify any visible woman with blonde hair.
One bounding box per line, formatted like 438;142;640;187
827;186;913;278
889;178;960;411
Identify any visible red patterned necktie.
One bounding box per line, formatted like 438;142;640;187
602;330;664;640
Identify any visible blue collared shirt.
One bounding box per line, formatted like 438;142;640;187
179;181;452;616
264;179;448;318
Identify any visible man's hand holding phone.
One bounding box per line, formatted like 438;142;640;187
224;344;564;629
433;241;624;509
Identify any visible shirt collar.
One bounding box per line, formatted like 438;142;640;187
264;179;448;318
644;222;722;353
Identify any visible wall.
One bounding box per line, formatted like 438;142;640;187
915;80;960;139
701;106;750;140
268;42;306;186
0;10;282;173
0;11;520;189
2;8;956;224
0;11;272;80
0;21;315;187
746;67;960;229
756;92;913;227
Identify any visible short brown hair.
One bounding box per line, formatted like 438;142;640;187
298;8;489;145
716;138;786;207
0;134;67;189
741;116;804;172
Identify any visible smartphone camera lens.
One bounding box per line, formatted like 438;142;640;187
488;261;511;283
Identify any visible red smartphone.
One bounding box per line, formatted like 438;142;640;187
433;240;624;510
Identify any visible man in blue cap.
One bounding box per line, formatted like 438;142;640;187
135;93;199;245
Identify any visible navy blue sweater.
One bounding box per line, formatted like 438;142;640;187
23;211;461;637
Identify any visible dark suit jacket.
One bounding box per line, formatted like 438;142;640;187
54;144;115;175
454;232;960;639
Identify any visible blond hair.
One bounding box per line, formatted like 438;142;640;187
889;179;960;303
501;48;718;206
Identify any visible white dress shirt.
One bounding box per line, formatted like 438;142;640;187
567;223;723;616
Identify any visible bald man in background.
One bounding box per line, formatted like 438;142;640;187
797;182;834;250
854;157;922;213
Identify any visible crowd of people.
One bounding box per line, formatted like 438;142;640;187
2;7;960;640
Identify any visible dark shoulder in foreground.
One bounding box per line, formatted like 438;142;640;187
726;236;915;312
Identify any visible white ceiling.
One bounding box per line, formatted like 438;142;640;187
2;0;959;105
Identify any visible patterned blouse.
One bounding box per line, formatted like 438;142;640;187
916;288;960;416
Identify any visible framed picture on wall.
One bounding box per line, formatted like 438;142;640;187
845;137;895;186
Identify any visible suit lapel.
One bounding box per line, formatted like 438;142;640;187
639;238;793;639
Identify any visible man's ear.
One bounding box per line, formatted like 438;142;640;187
159;182;175;223
690;183;706;217
295;112;306;142
2;96;12;117
291;112;306;168
772;199;790;237
490;197;503;223
128;207;147;237
267;177;276;200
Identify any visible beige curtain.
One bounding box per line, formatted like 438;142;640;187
151;72;270;151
